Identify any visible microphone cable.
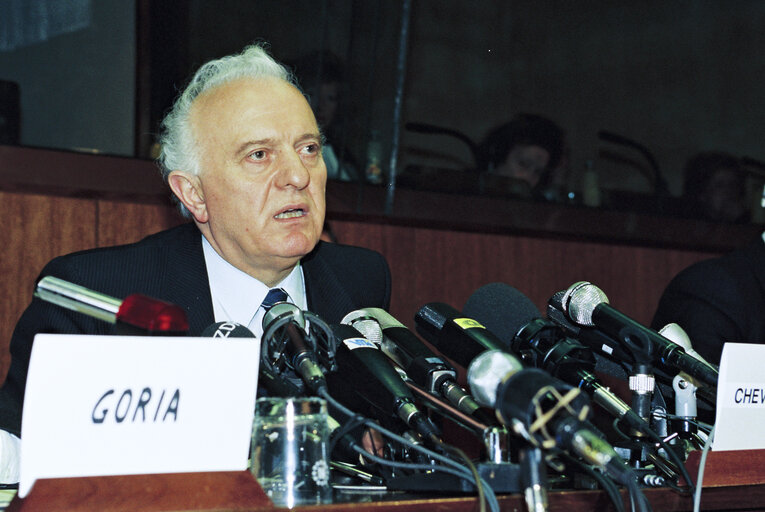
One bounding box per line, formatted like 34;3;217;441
554;449;625;512
316;386;499;512
605;407;695;499
627;421;696;498
693;425;715;512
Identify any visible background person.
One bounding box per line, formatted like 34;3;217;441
651;231;765;365
681;151;750;223
476;113;565;198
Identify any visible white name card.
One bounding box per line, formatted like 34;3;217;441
19;334;260;497
714;342;765;451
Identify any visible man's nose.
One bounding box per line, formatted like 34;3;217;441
277;151;311;189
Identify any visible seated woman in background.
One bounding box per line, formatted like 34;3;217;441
476;113;565;198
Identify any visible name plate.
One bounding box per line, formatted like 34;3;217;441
19;334;259;497
714;342;765;451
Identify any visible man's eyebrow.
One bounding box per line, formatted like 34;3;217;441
295;132;323;144
235;138;274;158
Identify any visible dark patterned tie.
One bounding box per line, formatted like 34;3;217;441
261;288;288;311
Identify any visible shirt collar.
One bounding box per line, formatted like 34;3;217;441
201;235;306;330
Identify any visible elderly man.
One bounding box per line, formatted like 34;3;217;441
0;44;391;481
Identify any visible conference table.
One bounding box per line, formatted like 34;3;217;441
4;449;765;511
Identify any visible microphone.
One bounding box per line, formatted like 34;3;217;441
201;321;256;338
261;303;329;394
341;307;491;424
35;275;188;334
658;323;716;371
463;283;648;430
330;324;441;445
414;302;507;369
559;282;718;387
467;350;636;485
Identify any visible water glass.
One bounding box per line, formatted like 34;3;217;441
251;397;332;507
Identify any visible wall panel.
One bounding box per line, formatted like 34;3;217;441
1;192;97;382
328;219;718;331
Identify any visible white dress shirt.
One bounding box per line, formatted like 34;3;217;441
201;235;306;336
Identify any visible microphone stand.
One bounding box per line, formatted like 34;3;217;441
519;445;549;512
609;325;656;468
401;378;524;494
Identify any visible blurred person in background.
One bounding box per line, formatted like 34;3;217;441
290;50;358;182
476;113;565;198
682;151;750;223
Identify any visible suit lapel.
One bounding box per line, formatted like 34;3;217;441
303;243;355;324
158;224;215;335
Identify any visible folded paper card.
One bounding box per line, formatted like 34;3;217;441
714;342;765;451
19;334;260;497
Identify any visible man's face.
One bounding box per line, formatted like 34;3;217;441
181;77;327;283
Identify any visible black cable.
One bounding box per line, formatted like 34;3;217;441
437;441;486;512
642;429;696;497
352;444;498;512
612;417;634;443
626;476;653;512
651;412;713;434
612;416;696;497
328;412;366;458
557;449;625;512
318;387;499;512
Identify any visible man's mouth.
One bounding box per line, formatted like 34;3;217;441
274;208;306;219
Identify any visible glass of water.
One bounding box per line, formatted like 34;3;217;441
251;397;332;508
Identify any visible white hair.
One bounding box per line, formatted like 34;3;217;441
157;43;298;218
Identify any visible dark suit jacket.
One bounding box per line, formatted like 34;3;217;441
651;236;765;365
0;223;391;435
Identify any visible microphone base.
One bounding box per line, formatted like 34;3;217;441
386;462;521;493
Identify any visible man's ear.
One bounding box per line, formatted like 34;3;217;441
168;171;209;223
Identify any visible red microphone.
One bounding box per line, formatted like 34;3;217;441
35;276;188;334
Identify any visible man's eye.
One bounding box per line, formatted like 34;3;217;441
303;143;320;155
249;150;267;160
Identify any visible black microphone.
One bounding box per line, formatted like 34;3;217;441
35;275;188;334
200;321;371;464
547;290;636;369
341;307;491;424
261;303;328;394
414;302;507;369
201;321;256;338
414;299;645;480
330;324;441;445
463;283;648;430
467;350;636;485
559;282;718;388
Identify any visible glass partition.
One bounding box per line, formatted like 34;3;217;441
1;0;764;225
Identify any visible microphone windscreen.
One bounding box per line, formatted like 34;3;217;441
463;282;541;345
201;321;255;338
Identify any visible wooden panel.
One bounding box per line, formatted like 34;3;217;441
96;200;183;247
328;219;719;331
0;192;97;383
7;471;271;512
0;145;165;198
